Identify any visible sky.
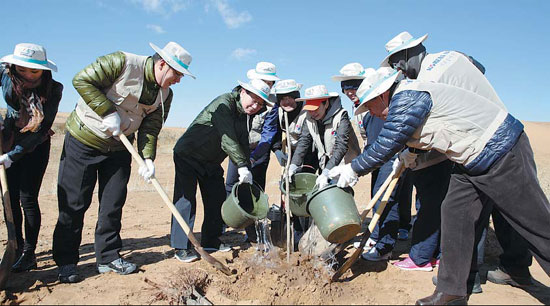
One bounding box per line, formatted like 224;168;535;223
2;0;549;127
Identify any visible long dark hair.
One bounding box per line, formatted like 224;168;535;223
7;64;53;105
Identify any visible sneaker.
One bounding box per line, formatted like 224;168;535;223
58;264;81;283
487;266;533;287
353;238;377;250
430;258;440;268
393;256;433;271
12;251;37;273
97;258;137;275
397;229;409;241
174;249;200;263
203;243;232;253
361;247;392;262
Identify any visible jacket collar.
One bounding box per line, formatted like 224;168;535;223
321;96;343;125
145;57;160;90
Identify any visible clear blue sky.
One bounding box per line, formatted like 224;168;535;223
2;0;549;127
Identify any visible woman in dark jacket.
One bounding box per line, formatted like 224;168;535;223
0;43;62;272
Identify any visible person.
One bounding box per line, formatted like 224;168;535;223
289;85;360;187
332;63;416;261
53;41;193;283
224;62;280;243
270;79;315;243
0;43;62;273
381;31;533;290
329;66;550;305
170;79;272;263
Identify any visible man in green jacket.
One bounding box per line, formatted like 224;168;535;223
171;79;272;263
53;42;195;283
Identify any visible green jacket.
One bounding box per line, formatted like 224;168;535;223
65;51;172;160
173;91;250;168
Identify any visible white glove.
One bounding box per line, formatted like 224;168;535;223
238;167;253;184
391;157;402;173
274;150;288;167
0;154;13;169
328;164;359;188
100;112;121;137
315;169;330;189
288;164;299;182
399;148;418;169
138;159;155;183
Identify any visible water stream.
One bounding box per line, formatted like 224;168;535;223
248;218;281;268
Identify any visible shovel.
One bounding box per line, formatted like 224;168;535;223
119;134;233;276
0;133;18;289
331;162;405;282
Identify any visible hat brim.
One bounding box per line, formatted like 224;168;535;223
303;104;320;111
295;92;339;102
1;55;58;72
275;83;303;95
355;71;401;115
238;81;274;107
246;69;280;82
150;43;196;79
331;75;366;82
379;33;428;67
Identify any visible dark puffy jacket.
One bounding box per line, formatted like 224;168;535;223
173;91;250;169
351;90;523;176
0;64;62;161
65;51;172;160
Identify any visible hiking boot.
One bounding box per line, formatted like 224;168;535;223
174;249;200;263
97;258;137;275
203;243;232;253
361;247;392;261
487;266;533;287
416;290;468;305
397;229;409;241
353;238;377;250
432;274;482;294
12;251;37;273
58;264;81;283
393;256;433;272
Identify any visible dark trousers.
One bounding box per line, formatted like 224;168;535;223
408;160;453;265
170;154;226;250
8;139;50;252
437;133;550;296
53;133;131;266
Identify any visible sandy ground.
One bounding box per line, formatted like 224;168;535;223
0;115;549;305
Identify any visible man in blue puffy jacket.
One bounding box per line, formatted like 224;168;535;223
328;67;550;305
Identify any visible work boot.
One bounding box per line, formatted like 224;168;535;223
58;264;81;283
12;251;37;273
487;266;533;287
97;258;137;275
416;290;468;305
432;273;482;294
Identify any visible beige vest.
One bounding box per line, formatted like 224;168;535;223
395;79;508;166
75;52;169;139
419;51;506;109
278;107;308;149
306;108;361;169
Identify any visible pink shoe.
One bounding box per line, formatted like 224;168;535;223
430;258;440;268
393;257;433;271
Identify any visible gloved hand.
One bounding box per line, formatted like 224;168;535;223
315;169;330;189
391;157;402;173
274;150;288;167
238;167;253;184
100;112;121;136
328;164;359;188
288;164;299;182
138;159;155;183
0;154;13;169
399;148;418;169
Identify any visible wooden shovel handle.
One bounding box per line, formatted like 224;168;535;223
118;134;233;276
